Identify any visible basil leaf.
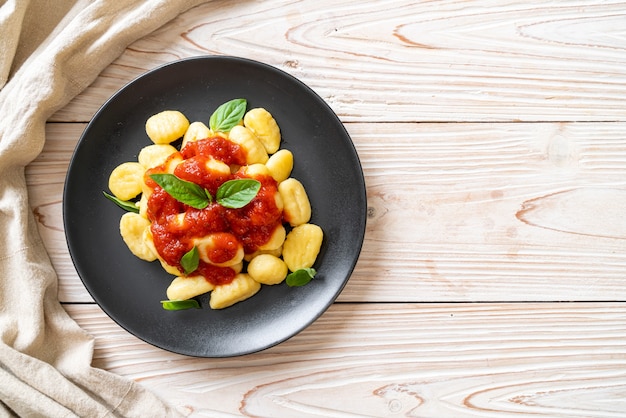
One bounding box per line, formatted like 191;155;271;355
209;98;247;132
180;246;199;275
103;191;139;213
149;173;210;209
216;179;261;209
286;268;317;287
161;299;201;311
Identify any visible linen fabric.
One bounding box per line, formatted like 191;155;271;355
0;0;208;416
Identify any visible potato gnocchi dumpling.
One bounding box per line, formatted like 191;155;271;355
106;99;323;310
282;223;323;271
243;108;281;154
209;273;261;310
228;125;269;165
138;144;178;169
279;178;312;227
119;212;157;262
247;254;288;285
266;149;293;183
167;275;215;301
204;158;231;177
145;110;190;144
257;224;286;251
182;121;212;148
195;232;245;267
108;162;145;201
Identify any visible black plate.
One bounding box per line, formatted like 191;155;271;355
63;56;366;357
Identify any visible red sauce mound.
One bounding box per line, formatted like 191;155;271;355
145;137;282;286
181;136;246;166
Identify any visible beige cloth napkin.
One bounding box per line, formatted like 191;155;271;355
0;1;209;416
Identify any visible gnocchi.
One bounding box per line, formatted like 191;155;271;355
195;232;245;267
108;162;144;201
243;108;281;154
209;273;261;310
138;144;178;169
145;110;190;144
247;254;287;285
182;121;212;148
167;275;214;301
279;178;312;227
266;149;293;183
257;224;286;251
282;223;323;271
119;212;157;262
106;99;323;310
228;125;269;165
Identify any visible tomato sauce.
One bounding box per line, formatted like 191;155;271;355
196;262;236;286
174;156;227;195
225;173;282;253
204;232;240;264
181;136;246;166
145;136;283;286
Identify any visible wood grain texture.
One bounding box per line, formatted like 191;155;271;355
29;2;626;415
65;302;626;417
30;122;626;303
49;0;626;124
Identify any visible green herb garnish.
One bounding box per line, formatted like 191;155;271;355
103;191;139;213
149;173;211;209
180;246;199;275
209;98;247;132
286;268;317;287
216;178;261;209
149;174;260;210
161;299;201;311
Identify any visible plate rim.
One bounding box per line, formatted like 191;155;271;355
63;55;367;357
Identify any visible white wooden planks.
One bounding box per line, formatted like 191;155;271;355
65;302;626;418
50;1;626;124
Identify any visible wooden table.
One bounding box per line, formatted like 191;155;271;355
26;1;626;416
